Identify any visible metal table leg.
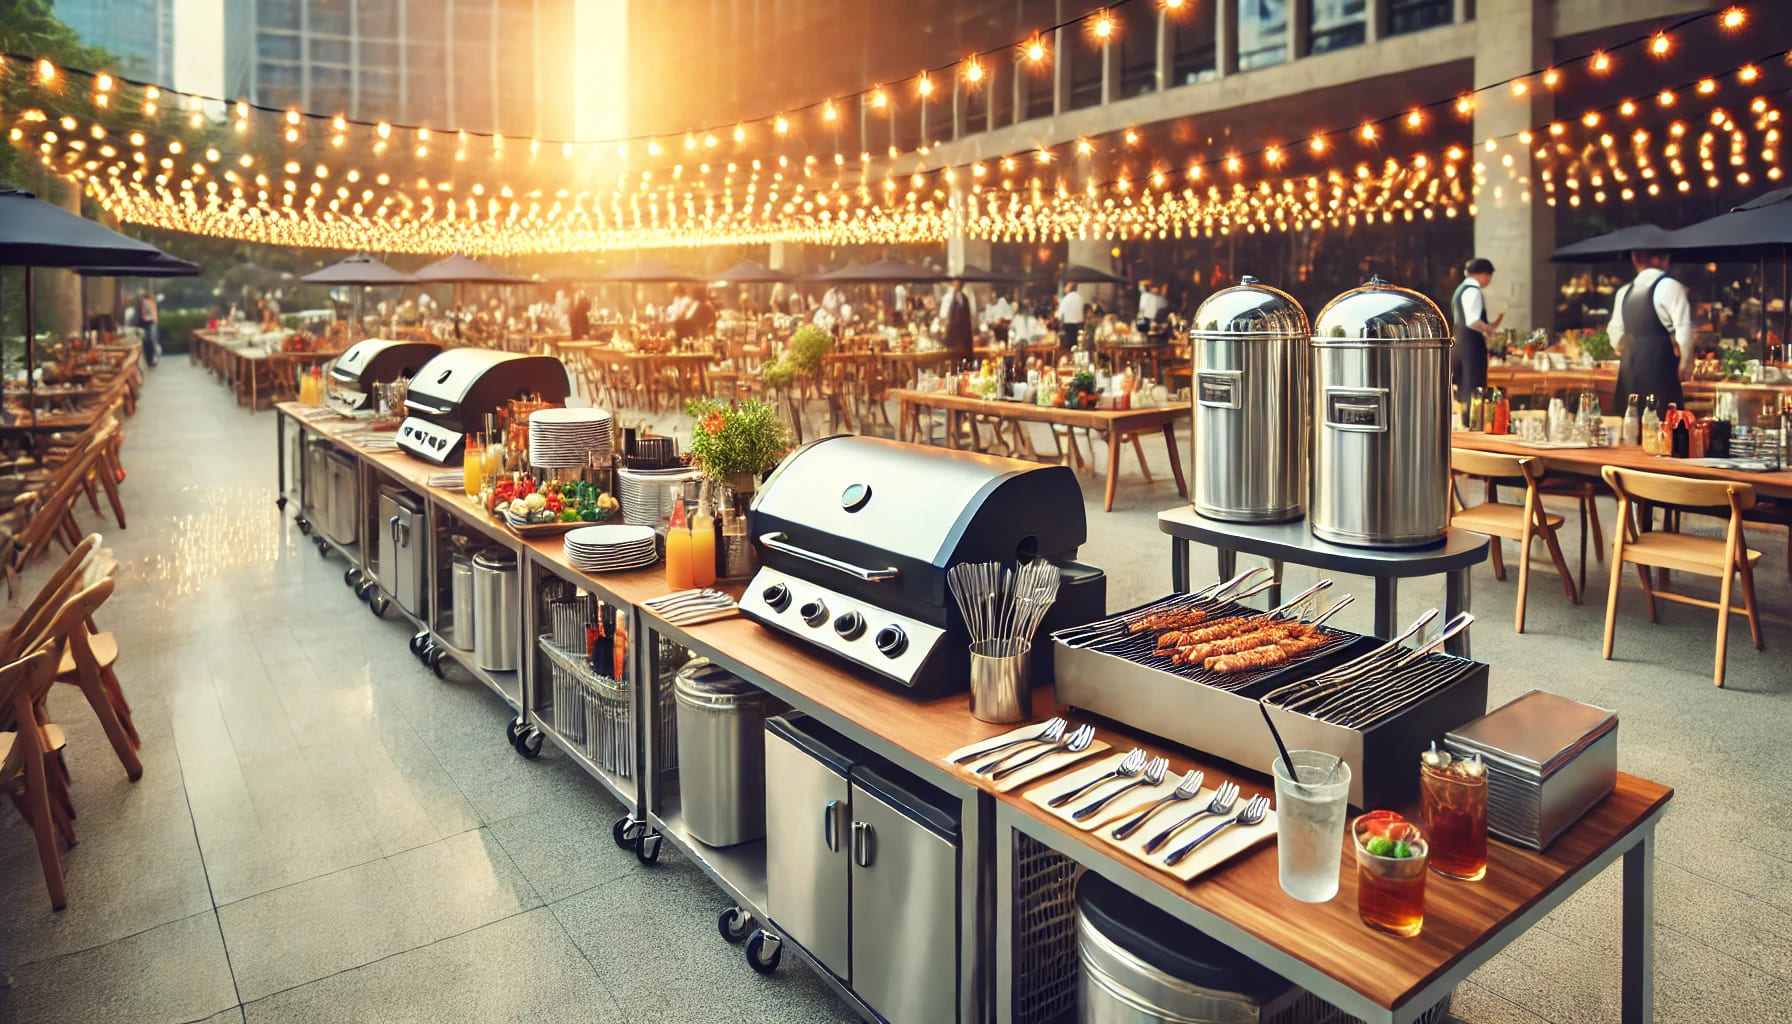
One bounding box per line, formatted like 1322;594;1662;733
275;409;287;508
1621;823;1656;1024
1267;559;1285;610
1373;576;1398;639
1216;546;1236;584
1171;537;1190;593
1444;568;1472;657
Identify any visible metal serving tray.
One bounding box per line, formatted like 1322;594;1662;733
1053;600;1489;808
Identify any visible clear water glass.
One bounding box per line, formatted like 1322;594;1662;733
1273;751;1352;903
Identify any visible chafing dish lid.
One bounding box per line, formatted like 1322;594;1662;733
1191;276;1308;337
1312;275;1448;343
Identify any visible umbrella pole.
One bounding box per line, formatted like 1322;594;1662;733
1781;246;1788;365
1760;255;1768;359
79;276;88;347
25;267;37;436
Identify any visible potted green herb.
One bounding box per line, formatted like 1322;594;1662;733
685;397;792;496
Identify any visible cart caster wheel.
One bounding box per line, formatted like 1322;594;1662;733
355;581;376;602
276;496;288;510
635;829;663;865
315;537;330;557
427;648;446;678
612;816;643;850
368;595;389;619
409;630;430;655
718;907;754;944
513;727;544;759
745;931;782;975
296;517;311;535
506;716;526;743
349;568;365;588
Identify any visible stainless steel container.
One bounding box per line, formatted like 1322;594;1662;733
378;488;425;617
1190;277;1310;523
672;659;785;847
1309;277;1452;548
471;549;518;672
448;553;476;650
321;449;359;548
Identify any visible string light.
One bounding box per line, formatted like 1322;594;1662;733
1721;7;1745;30
1592;51;1611;73
917;75;933;97
1094;11;1113;38
1026;37;1046;63
1652;32;1671;56
965;60;983;84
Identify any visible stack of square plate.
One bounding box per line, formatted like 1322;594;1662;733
1446;689;1618;851
529;408;614;469
564;524;657;573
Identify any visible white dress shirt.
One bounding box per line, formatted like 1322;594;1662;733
1057;290;1086;326
1458;281;1486;327
1609;267;1695;374
1137;288;1159;320
984;297;1013;326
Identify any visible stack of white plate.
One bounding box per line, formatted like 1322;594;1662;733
563;524;657;573
529;408;614;469
618;466;701;526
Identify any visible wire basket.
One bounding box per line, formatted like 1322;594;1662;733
1011;833;1080;1024
537;635;677;778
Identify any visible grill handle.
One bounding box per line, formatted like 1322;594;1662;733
758;532;899;582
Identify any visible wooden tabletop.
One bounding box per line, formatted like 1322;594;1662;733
890;388;1188;430
1449;431;1792;500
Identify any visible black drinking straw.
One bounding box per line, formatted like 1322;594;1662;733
1258;698;1301;783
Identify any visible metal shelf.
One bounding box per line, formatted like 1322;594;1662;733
432;637;522;711
530;714;636;809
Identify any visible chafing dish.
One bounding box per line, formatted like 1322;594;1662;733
396;348;569;465
740;436;1106;695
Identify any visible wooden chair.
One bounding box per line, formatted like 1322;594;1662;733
2;535;102;663
37;572;140;781
1537;476;1603;591
1449;449;1581;632
2;444;105;594
1;645;74;908
1600;466;1763;687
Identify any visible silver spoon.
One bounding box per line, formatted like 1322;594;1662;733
954;717;1066;765
1048;749;1146;807
1110;770;1204;840
1144;781;1239;854
1165;794;1271;866
1073;756;1168;821
991;724;1095;780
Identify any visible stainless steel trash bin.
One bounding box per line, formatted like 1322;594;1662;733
471;550;518;672
1309;276;1452;549
673;659;785;846
448;553;476;650
1190;276;1310;523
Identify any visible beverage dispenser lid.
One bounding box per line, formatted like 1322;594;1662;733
1312;275;1449;344
1190;276;1308;338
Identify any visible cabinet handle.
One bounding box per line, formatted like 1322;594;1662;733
851;821;875;868
388;514;400;543
822;800;843;852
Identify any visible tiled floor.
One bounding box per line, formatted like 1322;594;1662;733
0;362;1787;1023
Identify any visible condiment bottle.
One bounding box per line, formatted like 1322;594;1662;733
1669;404;1690;458
1490;387;1510;435
1622;394;1642;446
665;497;694;591
1641;401;1662;455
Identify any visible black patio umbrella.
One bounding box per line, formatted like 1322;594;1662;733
1062;263;1132;285
75;255;200;343
1549;224;1679;263
0;184;168;432
948;264;1030;284
806;259;943;283
708;260;793;283
302;254;419;333
1653;188;1792;354
412;254;527;339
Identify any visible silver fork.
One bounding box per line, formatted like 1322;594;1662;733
974;718;1072;774
1073;756;1168;821
1048;749;1146;807
1164;794;1271;866
1110;770;1204;840
991;724;1095;780
953;717;1066;765
1144;781;1239;854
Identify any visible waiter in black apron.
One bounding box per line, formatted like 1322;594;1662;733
1611;250;1692;414
1450;258;1501;412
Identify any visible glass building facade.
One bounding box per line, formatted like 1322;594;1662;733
53;0;176;83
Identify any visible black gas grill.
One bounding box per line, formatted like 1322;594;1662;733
396;348;569;465
741;435;1106;695
327;338;441;413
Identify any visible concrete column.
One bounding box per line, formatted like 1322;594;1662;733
951;76;965;140
948;237;991;277
1053;26;1071;113
1100;39;1116;106
1066;238;1122;308
1155;9;1173;92
1366;0;1387;43
1011;54;1026;126
769;242;807;277
38;173;84;337
1216;0;1238;77
1472;0;1554;334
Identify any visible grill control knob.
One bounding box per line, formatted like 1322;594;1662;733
873;625;907;658
833;611;865;640
799;600;829;627
761;583;791;612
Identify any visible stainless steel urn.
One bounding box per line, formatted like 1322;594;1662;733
1309;276;1452;548
1190;276;1311;522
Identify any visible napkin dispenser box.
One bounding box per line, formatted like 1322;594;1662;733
1445;690;1618;851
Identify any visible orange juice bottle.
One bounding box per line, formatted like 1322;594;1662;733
690;503;716;588
665;498;694;591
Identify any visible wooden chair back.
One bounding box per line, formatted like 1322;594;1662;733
39;574;115;667
3;534;101;655
1450;448;1538;483
1601;466;1756;514
0;645;62;748
9;444;104;573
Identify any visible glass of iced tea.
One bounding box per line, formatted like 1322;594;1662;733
1420;749;1488;881
1353;813;1428;938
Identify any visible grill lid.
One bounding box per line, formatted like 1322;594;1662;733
1313;275;1448;344
329;338;441;389
1191;276;1308;338
406;348;536;408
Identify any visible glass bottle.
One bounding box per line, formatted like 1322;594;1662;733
1490;387;1510;435
1622;394;1642;446
689;495;717;589
665;497;694;591
1641;400;1662;455
1669;404;1690;458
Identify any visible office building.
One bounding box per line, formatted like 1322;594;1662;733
53;0;177;84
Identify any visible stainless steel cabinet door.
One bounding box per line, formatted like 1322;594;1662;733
849;782;959;1024
764;729;851;979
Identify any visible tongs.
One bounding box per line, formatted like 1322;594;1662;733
1052;567;1272;648
1260;608;1439;708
